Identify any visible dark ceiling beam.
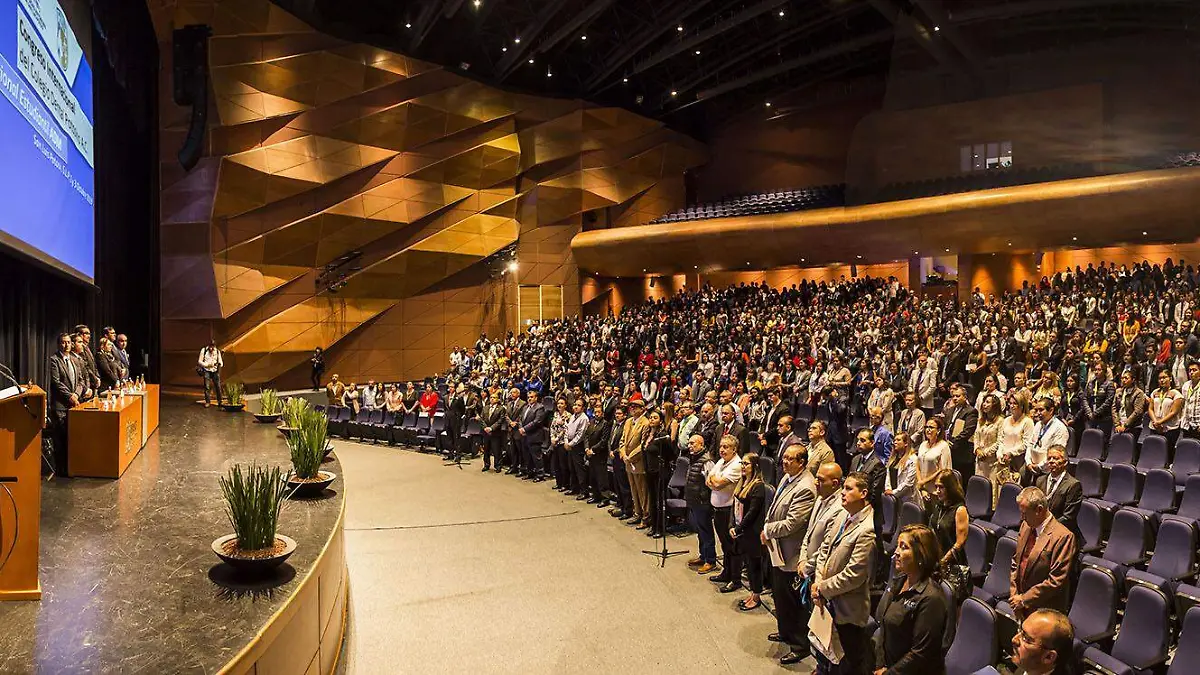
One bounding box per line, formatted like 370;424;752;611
865;0;976;78
409;0;449;52
630;0;788;76
951;0;1195;24
583;0;721;93
669;4;867;101
533;0;619;57
693;29;894;102
910;0;983;65
494;0;571;80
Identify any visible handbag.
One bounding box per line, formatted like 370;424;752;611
940;561;972;603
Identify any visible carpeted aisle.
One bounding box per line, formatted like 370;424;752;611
334;441;815;674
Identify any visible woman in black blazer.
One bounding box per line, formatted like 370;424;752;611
721;452;767;610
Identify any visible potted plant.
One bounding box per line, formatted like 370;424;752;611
254;388;282;423
211;463;297;575
285;408;337;497
221;381;246;412
277;396;308;440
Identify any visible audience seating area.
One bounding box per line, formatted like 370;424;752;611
909;427;1200;675
649;184;845;223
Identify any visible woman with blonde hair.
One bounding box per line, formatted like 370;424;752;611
720;452;768;611
996;389;1034;503
1032;370;1062;407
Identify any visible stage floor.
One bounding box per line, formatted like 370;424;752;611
0;398;344;673
334;441;810;674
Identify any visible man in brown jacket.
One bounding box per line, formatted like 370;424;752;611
621;393;650;527
1010;486;1076;618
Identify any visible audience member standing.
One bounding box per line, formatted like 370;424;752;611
706;436;743;584
874;524;950;675
1027;397;1069;483
310;347;325;391
683;434;717;573
811;471;877;675
943;383;978;481
1010;487;1076;618
915;416;951;499
884;432;917;504
762;444;816;664
1033;446;1082;541
583;402;610;503
723;453;768;609
479;391;506;472
621;395;650;527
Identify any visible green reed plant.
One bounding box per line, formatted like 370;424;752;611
288;408;328;480
281;396;309;428
223;380;245;405
259;388;282;415
219;463;289;551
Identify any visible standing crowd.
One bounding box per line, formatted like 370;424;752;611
323;257;1200;674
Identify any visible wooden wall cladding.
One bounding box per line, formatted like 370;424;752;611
152;0;705;389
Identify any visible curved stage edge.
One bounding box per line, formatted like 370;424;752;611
0;398;348;675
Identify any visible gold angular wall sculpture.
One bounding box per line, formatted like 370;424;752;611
152;0;705;390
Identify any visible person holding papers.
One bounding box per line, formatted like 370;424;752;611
811;471;876;675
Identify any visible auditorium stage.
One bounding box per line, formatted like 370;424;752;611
0;398;347;673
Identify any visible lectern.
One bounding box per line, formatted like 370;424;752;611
0;385;43;600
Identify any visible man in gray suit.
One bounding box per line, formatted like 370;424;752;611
811;471;876;675
762;444;817;664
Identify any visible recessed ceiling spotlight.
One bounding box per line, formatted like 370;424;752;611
528;58;534;64
1143;231;1148;235
502;46;507;51
581;35;587;40
693;265;698;269
1007;242;1012;246
945;248;950;252
623;77;628;83
546;71;552;77
856;255;863;259
1072;236;1078;241
913;250;919;255
765;102;771;107
473;0;481;7
671;90;677;96
694;50;701;55
514;37;521;44
779;9;785;17
405;22;412;28
934;25;940;31
800;258;805;262
677;25;683;32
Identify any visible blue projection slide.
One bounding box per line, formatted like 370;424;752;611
0;0;94;281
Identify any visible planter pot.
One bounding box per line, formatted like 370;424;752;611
211;534;297;576
286;471;337;498
253;413;281;424
277;425;295;440
221;403;246;412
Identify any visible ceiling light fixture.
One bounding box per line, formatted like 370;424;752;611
622;77;628;83
694;50;701;55
514;37;521;43
765;102;771;108
1143;231;1148;235
473;0;481;6
528;58;534;64
671;90;677;96
502;46;507;51
934;25;940;31
508;262;518;272
405;22;412;28
581;35;587;40
779;9;785;16
677;25;683;32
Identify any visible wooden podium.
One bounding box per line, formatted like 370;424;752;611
0;385;44;600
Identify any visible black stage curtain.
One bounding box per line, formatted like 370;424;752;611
0;4;158;395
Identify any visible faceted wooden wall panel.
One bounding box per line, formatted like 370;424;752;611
153;0;705;389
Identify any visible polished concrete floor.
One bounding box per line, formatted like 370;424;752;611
334;441;815;674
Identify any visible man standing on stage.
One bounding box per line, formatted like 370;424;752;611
198;340;224;408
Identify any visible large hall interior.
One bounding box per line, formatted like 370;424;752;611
1;0;1199;673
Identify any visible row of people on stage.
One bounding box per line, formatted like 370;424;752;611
48;325;137;471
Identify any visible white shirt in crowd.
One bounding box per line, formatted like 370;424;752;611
707;454;743;508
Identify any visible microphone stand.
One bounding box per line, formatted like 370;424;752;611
641;452;688;568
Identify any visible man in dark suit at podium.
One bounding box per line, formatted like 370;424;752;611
49;333;86;472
